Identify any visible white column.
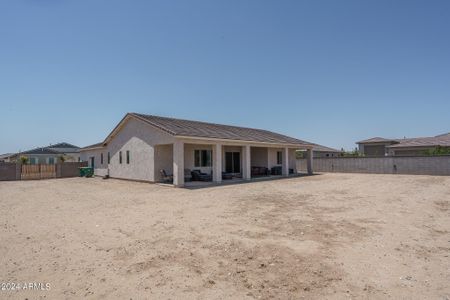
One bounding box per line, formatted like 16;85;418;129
173;140;184;187
242;145;251;180
282;147;289;176
213;144;222;183
307;148;313;175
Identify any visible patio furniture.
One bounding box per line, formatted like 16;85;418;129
251;166;270;176
191;170;212;181
271;166;282;175
184;169;192;182
160;169;173;183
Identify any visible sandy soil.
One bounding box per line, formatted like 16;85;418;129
0;173;449;299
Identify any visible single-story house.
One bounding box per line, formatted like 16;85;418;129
304;144;341;158
12;142;81;164
0;153;16;163
80;113;314;187
357;133;450;156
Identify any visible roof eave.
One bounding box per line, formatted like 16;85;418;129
175;135;313;148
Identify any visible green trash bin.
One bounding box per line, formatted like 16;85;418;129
85;167;94;177
79;167;94;177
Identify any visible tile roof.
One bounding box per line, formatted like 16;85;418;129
48;142;79;149
311;144;341;152
20;147;61;155
17;142;80;155
356;137;399;144
388;133;450;148
0;153;16;159
80;142;105;150
130;113;313;146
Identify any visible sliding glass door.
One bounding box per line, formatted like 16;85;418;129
225;152;240;173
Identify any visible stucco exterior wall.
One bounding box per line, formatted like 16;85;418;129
267;148;282;169
154;144;173;181
251;147;268;167
289;148;297;172
184;144;213;174
79;148;108;176
80;117;175;182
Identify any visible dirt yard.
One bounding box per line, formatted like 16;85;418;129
0;174;449;299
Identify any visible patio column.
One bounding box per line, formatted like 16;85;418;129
173;140;184;187
282;147;289;176
242;145;251;180
306;148;314;175
213;144;222;183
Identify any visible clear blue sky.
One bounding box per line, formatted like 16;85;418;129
1;0;449;153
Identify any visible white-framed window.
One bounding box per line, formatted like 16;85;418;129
48;157;55;164
277;151;282;164
194;150;212;167
29;157;37;165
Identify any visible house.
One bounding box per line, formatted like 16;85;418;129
357;133;450;156
14;142;81;164
0;153;16;163
79;113;314;187
296;144;341;158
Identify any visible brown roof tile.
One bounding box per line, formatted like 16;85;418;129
131;113;313;146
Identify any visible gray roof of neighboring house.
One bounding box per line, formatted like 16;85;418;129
388;133;450;148
0;153;16;159
47;142;80;151
358;133;450;148
20;147;61;155
356;137;399;144
19;142;80;155
130;113;313;146
311;144;341;153
81;142;105;150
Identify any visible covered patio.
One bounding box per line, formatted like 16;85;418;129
156;139;314;187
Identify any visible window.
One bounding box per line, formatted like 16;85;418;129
126;151;130;164
119;151;122;164
48;157;55;164
107;152;110;164
101;153;103;164
29;157;36;165
194;150;212;167
277;151;282;164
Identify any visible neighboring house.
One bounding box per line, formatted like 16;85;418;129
357;133;450;156
0;153;16;162
296;144;341;158
16;142;81;164
80;113;314;187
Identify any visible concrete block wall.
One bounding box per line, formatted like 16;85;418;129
297;156;450;176
0;162;88;181
0;163;18;181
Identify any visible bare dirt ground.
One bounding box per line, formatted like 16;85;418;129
0;173;449;299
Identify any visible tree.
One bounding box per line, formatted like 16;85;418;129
19;156;29;164
423;146;450;156
59;155;66;163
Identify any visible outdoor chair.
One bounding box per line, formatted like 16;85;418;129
191;170;212;181
184;169;192;182
160;169;173;183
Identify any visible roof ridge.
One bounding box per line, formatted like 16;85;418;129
131;112;288;135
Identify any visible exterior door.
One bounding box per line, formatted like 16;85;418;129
225;152;240;173
90;157;95;169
